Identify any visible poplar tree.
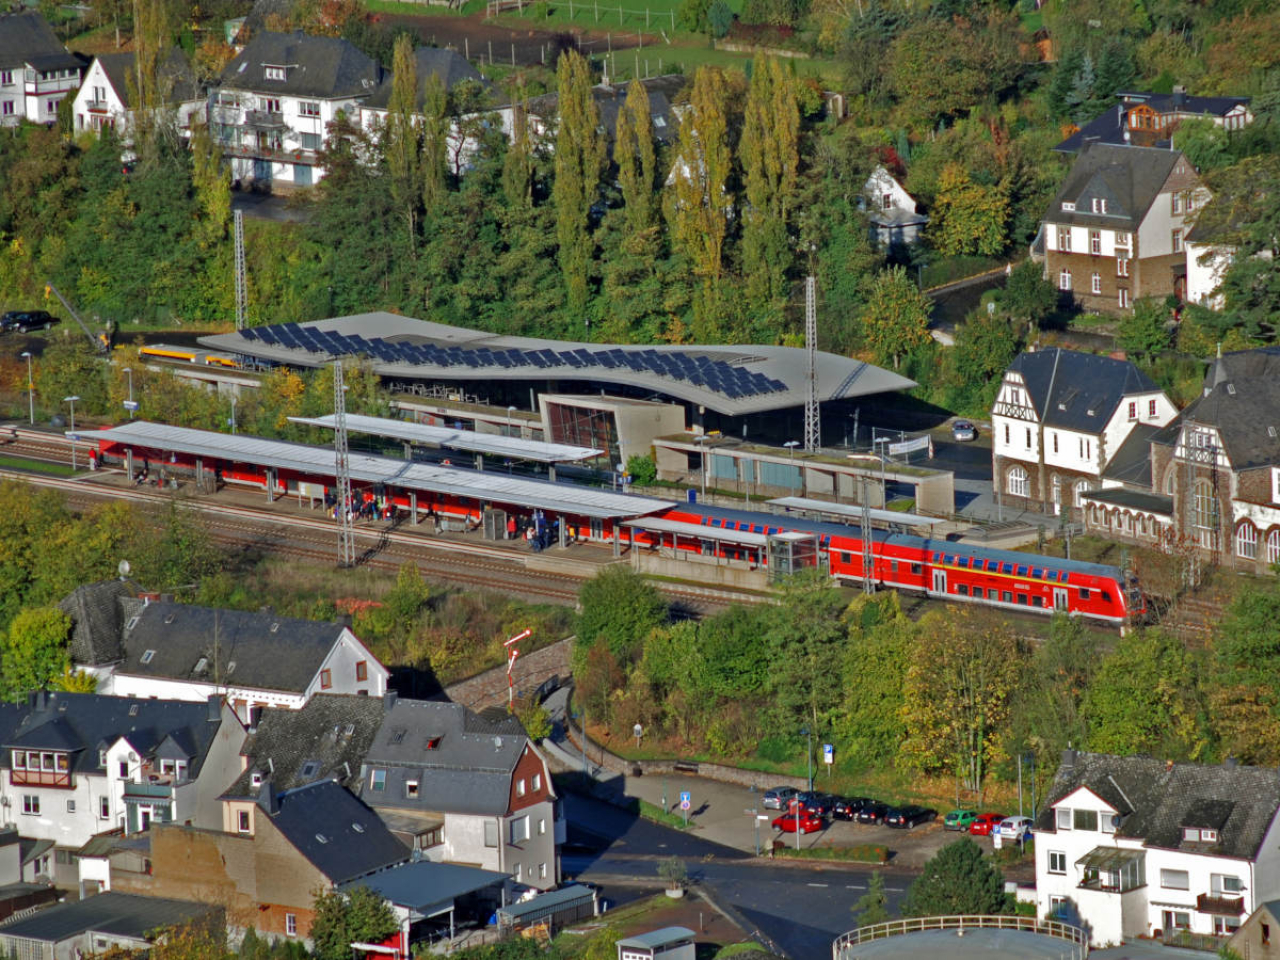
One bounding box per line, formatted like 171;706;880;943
189;120;231;247
615;79;656;235
740;54;799;316
386;35;421;246
420;73;448;217
552;51;604;315
665;66;732;339
126;0;173;155
502;101;533;209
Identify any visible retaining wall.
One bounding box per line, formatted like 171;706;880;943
443;636;573;711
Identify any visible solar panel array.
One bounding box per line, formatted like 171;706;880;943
241;324;788;400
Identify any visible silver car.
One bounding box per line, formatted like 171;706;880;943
952;419;977;442
762;786;800;810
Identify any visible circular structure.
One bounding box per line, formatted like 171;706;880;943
833;917;1087;960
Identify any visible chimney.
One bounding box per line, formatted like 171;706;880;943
206;694;222;723
256;778;279;816
1172;85;1186;109
247;705;262;734
1061;748;1077;769
337;614;353;629
34;690;47;712
159;593;174;604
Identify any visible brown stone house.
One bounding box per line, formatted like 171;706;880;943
1036;143;1209;313
1229;900;1280;960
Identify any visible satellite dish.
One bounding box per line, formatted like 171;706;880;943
117;560;132;578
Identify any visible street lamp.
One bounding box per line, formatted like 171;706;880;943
123;367;134;418
64;396;80;470
507;405;517;439
784;441;800;496
693;435;709;500
20;352;33;425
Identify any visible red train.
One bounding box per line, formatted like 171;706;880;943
656;503;1145;624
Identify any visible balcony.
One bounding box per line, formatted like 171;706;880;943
1196;893;1244;916
11;769;72;789
85;99;110;113
242;109;287;130
222;142;317;164
123;780;176;800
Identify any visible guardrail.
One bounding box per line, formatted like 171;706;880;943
833;915;1087;960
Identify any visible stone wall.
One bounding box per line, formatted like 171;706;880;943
443;637;573;711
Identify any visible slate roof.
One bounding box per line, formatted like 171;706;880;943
92;49;201;108
524;75;683;150
362;699;530;817
362;47;491;110
220;31;384;99
1081;487;1173;516
1182;360;1280;471
1005;347;1159;434
1034;751;1280;860
222;694;388;799
0;12;82;72
0;893;217;944
267;780;408;884
1101;423;1161;487
1056;92;1251;154
118;602;351;694
58;580;137;667
0;692;225;777
339;860;508;911
1044;143;1183;232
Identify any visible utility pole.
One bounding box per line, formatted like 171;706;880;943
333;361;355;568
803;275;820;452
860;477;874;595
233;208;247;331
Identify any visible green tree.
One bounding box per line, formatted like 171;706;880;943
1118;297;1172;361
552;51;604;314
615;79;657;236
1001;260;1059;330
502;101;534;210
420;72;448;216
625;454;656;486
852;871;891;925
766;573;848;733
838;593;916;764
310;887;397;960
929;163;1009;258
861;266;931;370
134;502;220;593
1;607;72;701
1207;582;1280;763
901;837;1012;917
189;119;230;248
386;34;422;246
576;566;668;665
1213;156;1280;339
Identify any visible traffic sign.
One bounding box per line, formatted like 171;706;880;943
679;791;691;811
123;400;139;411
823;743;834;765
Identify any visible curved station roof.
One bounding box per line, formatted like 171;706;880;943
200;313;917;417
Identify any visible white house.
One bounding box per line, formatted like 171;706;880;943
93;601;389;720
72;49;205;137
0;11;85;127
1034;750;1280;948
991;347;1177;515
212;31;385;188
860;165;928;248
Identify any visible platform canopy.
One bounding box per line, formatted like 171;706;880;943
288;414;603;464
767;496;942;528
76;421;671;520
622;516;770;547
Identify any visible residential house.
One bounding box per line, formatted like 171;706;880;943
1227;899;1280;960
0;692;246;883
58;579;136;674
0;12;85;127
113;779;408;940
1079;346;1280;574
71;49;204;137
1056;88;1252;154
991;346;1177;515
211;31;386;188
1183;171;1265;311
1035;143;1209;312
521;75;682;155
75;599;388;721
1034;750;1280;947
0;893;219;960
615;927;697;960
859;165;928;249
359;696;562;890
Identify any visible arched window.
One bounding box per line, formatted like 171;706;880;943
1051;475;1062;504
1268;529;1280;565
1165;471;1175;496
1007;466;1029;498
1192;479;1219;549
1074;481;1089;509
1088;503;1098;523
1237;523;1259;559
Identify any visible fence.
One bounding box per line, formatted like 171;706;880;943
487;0;678;32
833;916;1088;960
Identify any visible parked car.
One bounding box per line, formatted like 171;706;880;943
796;792;835;816
944;809;978;831
856;802;891;825
996;816;1033;842
951;419;977;442
762;786;799;810
773;810;825;834
969;812;1007;836
0;310;57;333
833;797;874;821
885;805;938;829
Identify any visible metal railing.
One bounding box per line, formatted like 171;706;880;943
833;916;1088;960
1162;929;1230;952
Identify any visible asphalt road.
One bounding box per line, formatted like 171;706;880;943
563;792;913;960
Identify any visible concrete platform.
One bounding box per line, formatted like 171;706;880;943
838;927;1080;960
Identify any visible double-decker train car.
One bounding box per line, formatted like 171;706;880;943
656;502;1144;623
139;344;241;368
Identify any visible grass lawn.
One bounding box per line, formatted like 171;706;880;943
0;453;78;476
369;0;469;14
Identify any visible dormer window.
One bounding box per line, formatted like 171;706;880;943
1091;198;1107;214
1062;201;1076;211
1202;828;1218;842
264;65;286;81
250;771;262;788
140;650;155;664
194;657;209;674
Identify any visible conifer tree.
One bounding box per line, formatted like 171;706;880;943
552;51;604;315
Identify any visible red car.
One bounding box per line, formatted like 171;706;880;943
969;812;1007;836
773;811;825;834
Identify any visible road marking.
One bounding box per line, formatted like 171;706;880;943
807;883;828;888
847;885;865;890
886;887;904;892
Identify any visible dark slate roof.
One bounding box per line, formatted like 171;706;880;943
1044;143;1182;231
1101;423;1160;487
362;699;529;817
524;75;683;149
222;694;388;799
1006;347;1158;433
0;12;81;72
338;860;507;911
1182;363;1280;471
0;893;216;944
1081;487;1173;516
58;581;137;667
119;602;349;694
219;31;384;99
1055;92;1251;154
362;47;491;110
93;49;201;108
268;780;408;884
1034;751;1280;860
0;693;225;777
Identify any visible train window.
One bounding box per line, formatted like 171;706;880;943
820;536;830;547
911;563;922;575
1017;594;1028;605
945;555;955;565
1031;567;1043;578
1001;563;1014;574
710;519;721;527
1047;571;1059;581
1101;591;1112;603
933;553;942;562
972;587;983;599
1002;591;1013;603
840;552;851;565
753;526;764;534
957;585;969;596
890;561;899;573
1032;596;1044;608
1016;565;1029;576
1079;588;1091;600
957;557;969;568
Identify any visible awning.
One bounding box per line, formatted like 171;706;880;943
1077;847;1144;871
